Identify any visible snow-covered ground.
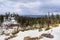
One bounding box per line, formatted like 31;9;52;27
41;25;60;40
0;24;60;40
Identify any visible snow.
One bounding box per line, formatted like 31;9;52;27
0;35;7;40
9;25;60;40
0;24;60;40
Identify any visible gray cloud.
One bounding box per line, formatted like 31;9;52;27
0;0;60;15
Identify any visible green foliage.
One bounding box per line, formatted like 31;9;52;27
45;27;51;31
0;12;60;27
52;24;59;27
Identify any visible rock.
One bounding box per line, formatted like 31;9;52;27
41;33;54;38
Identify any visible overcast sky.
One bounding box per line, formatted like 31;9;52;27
0;0;60;15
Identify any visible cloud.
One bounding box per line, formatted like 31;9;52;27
9;0;38;3
0;0;42;15
0;0;60;15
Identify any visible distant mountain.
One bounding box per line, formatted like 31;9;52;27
21;15;45;18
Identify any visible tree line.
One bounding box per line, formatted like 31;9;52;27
0;12;60;27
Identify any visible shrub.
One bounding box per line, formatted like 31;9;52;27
52;24;59;27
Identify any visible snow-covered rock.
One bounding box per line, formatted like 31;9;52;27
0;24;60;40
